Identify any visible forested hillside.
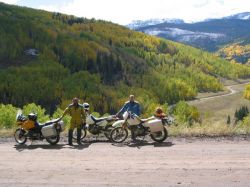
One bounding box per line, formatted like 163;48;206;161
1;3;250;115
217;43;250;64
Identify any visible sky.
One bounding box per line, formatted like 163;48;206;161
1;0;250;25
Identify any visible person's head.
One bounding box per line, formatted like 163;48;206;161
129;95;135;102
72;97;79;106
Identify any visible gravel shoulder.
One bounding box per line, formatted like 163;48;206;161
0;138;250;187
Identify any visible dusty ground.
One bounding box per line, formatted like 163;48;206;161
1;138;250;187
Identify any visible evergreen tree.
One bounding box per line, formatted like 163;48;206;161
227;115;231;125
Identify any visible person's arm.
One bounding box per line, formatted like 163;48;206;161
81;107;86;123
116;103;127;116
60;107;69;119
136;103;141;116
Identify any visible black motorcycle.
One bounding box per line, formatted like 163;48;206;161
14;112;65;145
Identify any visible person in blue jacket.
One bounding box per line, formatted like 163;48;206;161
116;95;141;118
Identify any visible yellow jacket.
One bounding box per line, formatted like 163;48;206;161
62;104;86;126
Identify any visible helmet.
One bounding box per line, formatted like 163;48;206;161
28;113;38;121
83;103;90;111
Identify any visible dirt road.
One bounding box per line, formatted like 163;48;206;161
189;81;249;104
1;138;250;187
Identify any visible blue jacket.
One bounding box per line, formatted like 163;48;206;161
117;101;141;116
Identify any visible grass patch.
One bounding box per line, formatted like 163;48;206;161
168;120;250;137
0;128;15;137
1;121;250;138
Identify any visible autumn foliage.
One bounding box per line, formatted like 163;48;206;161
1;3;250;116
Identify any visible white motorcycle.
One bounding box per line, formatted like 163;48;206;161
110;111;170;143
73;113;118;140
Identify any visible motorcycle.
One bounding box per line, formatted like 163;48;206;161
73;113;118;140
110;111;171;143
14;111;65;145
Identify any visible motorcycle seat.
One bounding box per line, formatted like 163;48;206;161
43;121;54;126
91;116;106;123
41;119;58;127
141;119;149;123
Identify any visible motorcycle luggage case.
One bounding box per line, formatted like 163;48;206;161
41;124;57;137
147;119;163;133
22;120;35;130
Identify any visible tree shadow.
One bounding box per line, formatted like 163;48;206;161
14;142;92;151
14;143;66;152
111;140;174;149
67;142;91;150
82;139;110;144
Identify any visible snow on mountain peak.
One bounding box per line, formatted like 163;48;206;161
224;12;250;20
126;18;184;29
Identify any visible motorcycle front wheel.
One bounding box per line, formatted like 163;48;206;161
104;125;114;140
46;135;60;145
110;127;128;143
150;127;168;143
14;128;27;145
73;128;87;140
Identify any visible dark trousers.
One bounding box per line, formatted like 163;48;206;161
68;128;82;144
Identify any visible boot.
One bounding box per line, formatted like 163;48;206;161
77;128;82;145
68;129;73;146
131;131;136;142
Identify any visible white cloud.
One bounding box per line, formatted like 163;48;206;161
3;0;250;25
0;0;19;4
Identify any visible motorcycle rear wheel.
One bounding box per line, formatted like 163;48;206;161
150;127;168;143
14;128;27;145
110;127;128;143
73;128;87;140
46;135;60;145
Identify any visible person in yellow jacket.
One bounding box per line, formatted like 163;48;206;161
61;98;86;145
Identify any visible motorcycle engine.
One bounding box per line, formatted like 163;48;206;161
28;130;40;139
88;124;101;135
131;125;146;136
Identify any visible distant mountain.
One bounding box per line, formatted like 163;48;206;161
128;13;250;53
224;12;250;20
127;18;184;29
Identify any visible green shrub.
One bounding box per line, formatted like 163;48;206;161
91;112;101;118
173;101;200;125
234;106;249;123
0;104;18;129
52;107;71;129
22;103;50;123
244;84;250;100
242;115;250;126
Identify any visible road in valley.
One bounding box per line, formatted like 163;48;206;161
189;81;249;103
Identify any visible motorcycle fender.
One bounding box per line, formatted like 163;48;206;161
112;120;125;128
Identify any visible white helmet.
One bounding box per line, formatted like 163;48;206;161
82;103;90;111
